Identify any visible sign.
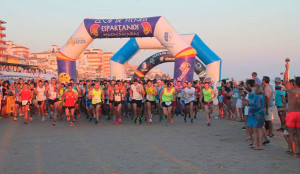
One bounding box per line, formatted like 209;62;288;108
84;17;161;38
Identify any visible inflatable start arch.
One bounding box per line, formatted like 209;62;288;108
56;16;221;83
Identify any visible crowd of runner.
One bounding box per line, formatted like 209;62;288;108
0;61;299;156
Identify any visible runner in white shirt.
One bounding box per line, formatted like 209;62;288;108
47;77;58;126
182;81;196;123
130;78;145;124
35;80;46;121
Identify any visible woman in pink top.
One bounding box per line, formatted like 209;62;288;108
20;83;32;124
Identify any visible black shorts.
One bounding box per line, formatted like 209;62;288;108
185;101;194;106
194;98;199;105
15;101;21;105
37;100;45;105
65;106;75;110
162;101;172;108
113;101;122;107
49;99;58;105
92;102;101;108
146;100;155;106
105;99;109;105
132;99;142;108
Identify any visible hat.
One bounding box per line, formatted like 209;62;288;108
275;77;281;83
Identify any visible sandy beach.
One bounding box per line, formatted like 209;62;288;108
0;110;299;174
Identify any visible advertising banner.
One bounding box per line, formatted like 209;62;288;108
84;17;161;38
133;51;206;80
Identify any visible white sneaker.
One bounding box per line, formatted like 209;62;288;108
149;118;152;123
215;116;219;119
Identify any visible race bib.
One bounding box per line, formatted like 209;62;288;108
165;101;172;106
93;96;100;103
129;97;132;101
50;92;56;99
106;100;109;104
37;93;44;101
155;99;159;104
115;95;121;102
146;94;154;101
22;100;28;106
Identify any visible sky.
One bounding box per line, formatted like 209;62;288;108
1;0;299;81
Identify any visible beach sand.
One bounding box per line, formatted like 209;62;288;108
0;110;299;174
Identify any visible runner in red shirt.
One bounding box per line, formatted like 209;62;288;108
20;83;32;124
62;83;78;126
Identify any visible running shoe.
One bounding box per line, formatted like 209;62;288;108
170;119;174;124
112;116;116;123
95;120;98;124
13;117;17;121
159;116;163;122
24;120;27;124
118;118;122;123
60;115;64;120
139;117;142;124
207;121;211;126
29;117;33;122
191;119;193;123
184;116;187;123
42;116;45;122
149;118;152;123
67;116;70;121
89;117;93;122
134;118;138;124
70;122;74;126
165;122;169;127
52;121;56;126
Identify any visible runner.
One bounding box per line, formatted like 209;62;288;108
145;80;157;123
160;82;175;126
111;83;124;124
88;82;104;124
175;80;183;116
202;82;215;126
35;80;46;121
62;83;78;126
130;78;145;124
57;82;65;120
155;80;164;121
47;77;58;126
182;81;196;123
20;83;32;124
13;82;21;121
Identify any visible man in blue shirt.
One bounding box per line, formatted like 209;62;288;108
252;72;262;85
274;77;286;132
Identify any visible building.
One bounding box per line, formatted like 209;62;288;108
0;20;6;62
5;41;29;58
102;52;113;77
84;48;103;71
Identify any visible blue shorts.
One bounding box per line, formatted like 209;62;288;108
86;99;92;108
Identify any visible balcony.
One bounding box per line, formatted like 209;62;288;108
0;33;6;37
0;26;5;30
